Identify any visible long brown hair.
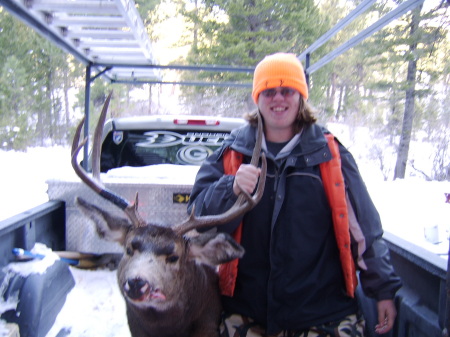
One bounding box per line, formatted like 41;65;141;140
244;98;317;134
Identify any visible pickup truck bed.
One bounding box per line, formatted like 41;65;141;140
0;198;447;337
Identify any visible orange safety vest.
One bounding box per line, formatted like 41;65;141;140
218;133;357;298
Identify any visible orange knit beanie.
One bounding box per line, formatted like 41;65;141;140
252;53;308;104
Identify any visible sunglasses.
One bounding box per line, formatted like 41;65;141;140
260;87;297;98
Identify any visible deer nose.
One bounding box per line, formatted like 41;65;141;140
124;277;149;300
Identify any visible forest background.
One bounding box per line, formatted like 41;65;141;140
0;0;449;181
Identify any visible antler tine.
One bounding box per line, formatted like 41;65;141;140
92;92;111;180
71;122;104;195
71;115;85;157
174;112;266;236
71;91;146;228
250;111;264;167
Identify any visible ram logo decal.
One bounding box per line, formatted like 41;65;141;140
173;193;190;204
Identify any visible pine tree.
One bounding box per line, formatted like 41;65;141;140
175;0;326;116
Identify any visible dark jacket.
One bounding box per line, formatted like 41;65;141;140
187;122;402;333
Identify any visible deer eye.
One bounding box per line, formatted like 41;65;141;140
166;255;179;264
126;247;133;256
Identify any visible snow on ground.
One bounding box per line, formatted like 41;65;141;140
0;146;74;221
0;125;449;336
0;244;130;337
46;267;131;337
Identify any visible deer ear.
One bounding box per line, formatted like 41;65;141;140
76;197;131;245
188;232;245;267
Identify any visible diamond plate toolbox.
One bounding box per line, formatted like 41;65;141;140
47;173;195;253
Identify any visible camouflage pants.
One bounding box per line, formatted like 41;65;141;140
220;313;366;337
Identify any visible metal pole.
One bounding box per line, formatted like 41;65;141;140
298;0;376;61
83;63;92;171
307;0;425;74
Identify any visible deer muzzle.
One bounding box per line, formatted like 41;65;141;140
123;277;166;302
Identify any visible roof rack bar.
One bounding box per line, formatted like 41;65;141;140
94;63;255;73
298;0;376;61
111;79;252;88
115;0;156;63
0;0;91;64
50;16;127;28
0;0;160;80
307;0;425;74
27;0;119;14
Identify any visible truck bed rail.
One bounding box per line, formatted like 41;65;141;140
358;231;448;337
0;200;66;269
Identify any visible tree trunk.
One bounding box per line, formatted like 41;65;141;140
329;72;337;114
193;0;198;51
336;84;344;119
393;7;422;180
64;69;70;128
62;66;71;145
47;66;54;144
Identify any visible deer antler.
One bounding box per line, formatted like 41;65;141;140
174;112;267;235
71;92;146;227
